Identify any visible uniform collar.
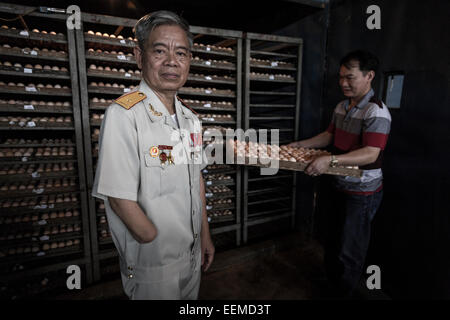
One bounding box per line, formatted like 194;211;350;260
138;79;175;125
344;88;375;111
138;80;193;131
175;96;191;120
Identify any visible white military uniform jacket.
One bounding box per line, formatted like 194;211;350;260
92;80;207;299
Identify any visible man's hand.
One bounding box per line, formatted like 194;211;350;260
201;233;215;272
305;155;331;176
287;141;301;148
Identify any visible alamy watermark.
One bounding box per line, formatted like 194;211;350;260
66;5;81;30
166;128;281;175
366;5;381;30
66;264;81;289
366;265;381;290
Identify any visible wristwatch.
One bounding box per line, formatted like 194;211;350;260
330;155;338;167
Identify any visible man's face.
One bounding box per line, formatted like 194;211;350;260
135;24;191;93
338;61;374;99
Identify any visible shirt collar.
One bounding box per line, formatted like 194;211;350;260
138;79;173;118
344;88;375;111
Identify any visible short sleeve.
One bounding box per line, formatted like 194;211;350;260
362;104;392;150
92;105;140;201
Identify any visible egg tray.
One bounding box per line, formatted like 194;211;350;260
90;119;103;127
87;85;134;96
0;153;76;161
187;74;236;85
202;164;236;175
192;45;235;57
236;155;362;178
185;101;236;111
0;231;82;249
0;121;74;130
0;185;79;199
0;244;82;265
204;177;234;187
205;191;235;200
0;28;67;45
85;49;136;63
89;103;110;112
250;60;296;69
86;68;141;81
0;202;80;216
0;46;68;61
0;103;72;113
249;74;295;82
0;84;71;95
190;59;236;70
84;33;136;48
206;202;235;211
200;116;235;124
207;211;235;224
178;87;236;98
0;139;75;147
202;126;234;135
0;65;69;78
0;170;77;183
0;217;82;234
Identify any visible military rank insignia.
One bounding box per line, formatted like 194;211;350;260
158;145;174;165
149;146;159;158
149;103;163;117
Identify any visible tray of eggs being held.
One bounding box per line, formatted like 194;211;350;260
231;140;362;178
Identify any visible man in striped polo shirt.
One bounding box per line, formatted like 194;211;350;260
289;50;391;297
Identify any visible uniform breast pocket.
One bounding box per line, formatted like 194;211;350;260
144;153;176;198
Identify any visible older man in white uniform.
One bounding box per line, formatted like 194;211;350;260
92;10;215;300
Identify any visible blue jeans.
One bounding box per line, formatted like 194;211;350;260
324;188;383;297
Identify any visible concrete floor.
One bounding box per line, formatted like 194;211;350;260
54;232;390;300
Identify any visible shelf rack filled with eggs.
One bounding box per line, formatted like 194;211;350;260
0;3;93;298
181;26;242;245
193;20;243;245
241;32;303;244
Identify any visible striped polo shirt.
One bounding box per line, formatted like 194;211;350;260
326;89;391;194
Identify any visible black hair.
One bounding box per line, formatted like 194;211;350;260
340;50;379;74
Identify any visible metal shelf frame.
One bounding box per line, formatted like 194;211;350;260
242;32;303;244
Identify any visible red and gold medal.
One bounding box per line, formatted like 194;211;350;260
158;145;174;165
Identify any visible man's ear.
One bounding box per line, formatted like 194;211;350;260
134;46;143;70
367;70;375;81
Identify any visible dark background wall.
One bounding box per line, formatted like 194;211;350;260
315;0;450;298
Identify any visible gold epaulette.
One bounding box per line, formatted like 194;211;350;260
114;91;146;110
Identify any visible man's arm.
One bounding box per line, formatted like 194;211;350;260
288;131;333;149
199;176;214;272
108;197;157;244
332;146;380;166
304;146;381;176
